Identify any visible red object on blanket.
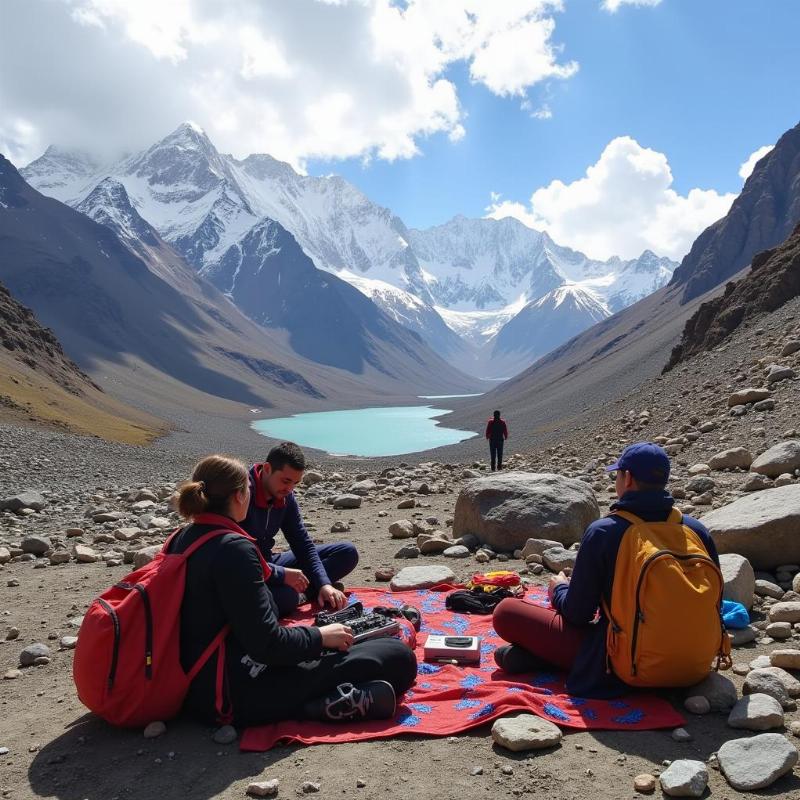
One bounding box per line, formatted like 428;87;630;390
240;586;684;751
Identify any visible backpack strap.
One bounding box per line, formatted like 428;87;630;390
610;507;683;526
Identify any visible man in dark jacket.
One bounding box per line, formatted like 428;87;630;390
492;442;720;697
485;410;508;471
241;441;359;617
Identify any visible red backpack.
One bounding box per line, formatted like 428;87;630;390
73;514;270;728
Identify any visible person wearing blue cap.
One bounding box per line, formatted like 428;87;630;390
492;442;722;697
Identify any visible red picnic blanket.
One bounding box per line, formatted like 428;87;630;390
240;585;684;751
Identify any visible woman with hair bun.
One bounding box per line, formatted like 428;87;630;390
170;455;416;726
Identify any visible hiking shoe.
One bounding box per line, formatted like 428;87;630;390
494;644;544;673
304;680;396;722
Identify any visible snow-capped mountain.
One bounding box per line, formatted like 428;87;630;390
22;123;677;379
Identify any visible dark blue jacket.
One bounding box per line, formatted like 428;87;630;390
240;464;331;591
550;490;720;698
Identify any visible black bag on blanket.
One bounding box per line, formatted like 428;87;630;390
445;586;515;614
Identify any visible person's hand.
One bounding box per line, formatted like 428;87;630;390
547;571;570;602
318;584;347;610
283;568;309;592
319;623;353;651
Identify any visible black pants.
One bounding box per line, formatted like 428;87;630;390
229;638;417;726
490;440;504;470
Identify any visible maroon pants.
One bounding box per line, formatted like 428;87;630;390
493;598;587;670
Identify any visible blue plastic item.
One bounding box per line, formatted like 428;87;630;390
721;599;750;629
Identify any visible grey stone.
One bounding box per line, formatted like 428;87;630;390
520;538;562;558
719;553;755;609
686;476;716;494
754;399;776;411
394;544;419;559
727;388;770;407
212;725;237;744
59;636;78;650
389;520;415;539
730;626;758;646
20;536;50;556
0;547;10;564
397;498;416;509
390;565;455;591
92;511;125;523
717;733;798;790
751;440;800;478
0;490;46;511
246;780;279;797
727;693;785;730
686;672;737;711
743;473;772;492
781;341;800;357
751;666;800;698
671;727;693;742
769;601;800;623
767;365;796;383
333;494;362;509
302;470;324;486
683;696;711;715
133;545;161;569
72;544;99;563
443;545;470;558
542;547;578;572
700;485;800;568
708;447;753;470
348;480;376;496
743;670;796;710
452;472;599;551
766;621;792;639
770;649;800;669
20;643;51;667
490;714;562;751
143;721;166;738
659;760;708;797
755;579;785;599
418;536;451;555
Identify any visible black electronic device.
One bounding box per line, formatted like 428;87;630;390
314;602;400;643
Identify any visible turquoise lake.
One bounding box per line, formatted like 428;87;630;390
251;405;478;457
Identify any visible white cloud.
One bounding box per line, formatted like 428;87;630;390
0;0;577;169
601;0;662;12
739;144;773;181
486;136;736;261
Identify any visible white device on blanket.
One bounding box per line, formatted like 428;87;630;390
423;634;481;664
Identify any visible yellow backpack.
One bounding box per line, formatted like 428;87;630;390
602;508;732;688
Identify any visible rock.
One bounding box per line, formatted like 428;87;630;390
717;733;798;790
634;774;656;793
490;714;562;751
769;601;800;623
743;670;796;710
752;666;800;698
767;365;796;383
688;463;711;475
719;553;755;609
792;720;800;737
302;470;324;486
131;499;156;512
72;544;99;564
6;626;19;641
443;545;470;558
730;626;758;646
770;649;800;669
686;673;737;711
333;494;362;509
452;472;599;551
0;546;10;564
390;565;456;591
683;696;711;715
389;520;415;539
755;579;785;599
212;725;237;744
92;511;124;523
374;568;394;582
520;538;562;558
686;476;716;494
0;490;46;511
542;547;578;572
397;498;416;509
246;780;279;797
766;621;792;639
133;545;161;569
751;440;800;478
4;669;22;680
727;388;771;407
20;536;50;556
727;693;785;730
348;480;376;496
782;340;800;356
59;636;78;650
114;527;143;542
301;781;321;793
394;544;419;559
330;521;350;533
143;721;166;739
659;760;708;797
49;551;71;565
671;727;693;742
418;535;452;555
754;398;776;411
750;655;773;670
700;485;800;568
708;447;753;470
19;643;50;667
743;473;772;491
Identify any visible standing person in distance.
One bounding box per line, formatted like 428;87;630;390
171;454;416;726
241;442;359;618
485;410;509;471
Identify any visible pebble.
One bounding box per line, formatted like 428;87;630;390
143;721;167;739
683;696;710;715
490;714;562;751
356;778;366;788
59;636;78;650
470;766;483;776
19;643;50;667
301;781;320;793
212;725;237;745
3;669;22;680
5;626;19;641
671;727;692;742
246;779;279;797
659;760;708;797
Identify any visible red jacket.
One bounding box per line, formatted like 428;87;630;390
485;418;508;441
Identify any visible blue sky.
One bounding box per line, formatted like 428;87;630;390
2;0;799;261
310;1;800;240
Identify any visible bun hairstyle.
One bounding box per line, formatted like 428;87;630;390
176;455;248;519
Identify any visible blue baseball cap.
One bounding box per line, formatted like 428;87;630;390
605;442;670;484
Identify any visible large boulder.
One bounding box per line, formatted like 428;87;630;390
700;485;800;569
750;440;800;478
452;472;599;551
719;553;755;610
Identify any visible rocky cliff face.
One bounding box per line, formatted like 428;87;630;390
665;222;800;370
669;121;800;303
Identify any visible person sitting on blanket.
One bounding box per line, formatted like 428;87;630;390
170;454;416;726
241;441;358;617
492;442;721;698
